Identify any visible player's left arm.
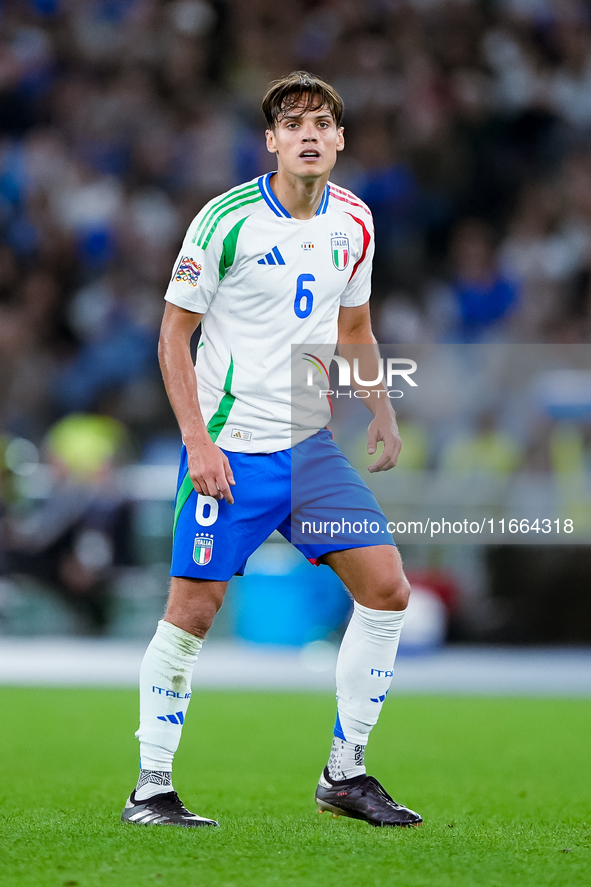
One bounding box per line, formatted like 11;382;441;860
337;302;402;472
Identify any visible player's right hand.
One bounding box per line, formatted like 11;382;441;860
187;439;236;504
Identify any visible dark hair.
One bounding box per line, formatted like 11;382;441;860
262;71;344;129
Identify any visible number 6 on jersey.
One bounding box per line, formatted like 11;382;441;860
294;273;315;318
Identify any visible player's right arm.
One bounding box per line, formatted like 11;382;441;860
158;302;235;504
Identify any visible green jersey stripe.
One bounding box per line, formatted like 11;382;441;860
207;391;235;440
172;470;195;537
219;216;249;281
172;355;235;535
193;181;260;243
192;182;259;244
192;183;261;247
199;194;263;250
206;356;235;441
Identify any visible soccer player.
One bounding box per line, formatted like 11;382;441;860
122;72;422;829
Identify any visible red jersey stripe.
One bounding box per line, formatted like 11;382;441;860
329;188;366;211
329;185;371;215
346;212;371;280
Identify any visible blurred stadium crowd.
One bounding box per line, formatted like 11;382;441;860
1;0;591;638
1;0;591;446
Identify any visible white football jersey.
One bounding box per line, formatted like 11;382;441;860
164;172;374;453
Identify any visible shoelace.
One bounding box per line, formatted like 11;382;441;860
147;792;189;814
362;777;403;809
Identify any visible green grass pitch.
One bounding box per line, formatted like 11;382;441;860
1;688;589;887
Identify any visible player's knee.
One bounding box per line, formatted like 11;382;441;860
393;573;412;610
165;579;225;638
184;588;225;637
165;599;218;638
369;572;411;611
185;610;217;638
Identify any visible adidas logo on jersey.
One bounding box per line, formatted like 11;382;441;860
231;428;252;441
257;246;285;265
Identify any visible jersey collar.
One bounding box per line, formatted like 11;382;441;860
258;172;330;218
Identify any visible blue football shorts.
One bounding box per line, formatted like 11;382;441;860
170;427;395;581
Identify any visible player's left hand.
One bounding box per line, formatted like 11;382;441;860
367;415;402;472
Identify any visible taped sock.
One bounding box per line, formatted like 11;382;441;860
327;736;366;780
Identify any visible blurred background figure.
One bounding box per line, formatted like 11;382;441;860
446;219;520;342
439;408;522;475
1;414;133;633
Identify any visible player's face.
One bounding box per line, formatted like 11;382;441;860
265;102;344;179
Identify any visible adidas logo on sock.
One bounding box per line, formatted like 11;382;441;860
257;246;285;265
157;711;185;724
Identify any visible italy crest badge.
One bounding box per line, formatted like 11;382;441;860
331;234;349;270
193;534;213;565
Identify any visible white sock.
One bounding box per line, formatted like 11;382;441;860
329;602;406;777
134;619;202;798
327;737;366;781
